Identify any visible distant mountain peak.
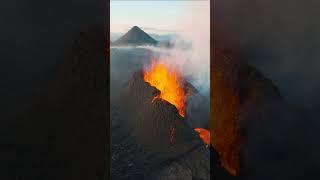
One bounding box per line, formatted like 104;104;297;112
112;26;158;46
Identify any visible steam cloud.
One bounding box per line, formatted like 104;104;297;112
176;2;210;96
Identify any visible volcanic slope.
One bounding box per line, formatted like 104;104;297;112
111;71;210;179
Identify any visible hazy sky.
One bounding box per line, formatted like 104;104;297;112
110;0;208;34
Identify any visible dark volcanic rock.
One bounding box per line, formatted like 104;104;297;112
112;26;158;46
150;146;209;180
111;71;209;179
122;72;202;155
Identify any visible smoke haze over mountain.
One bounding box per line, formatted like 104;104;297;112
129;2;211;96
111;1;210;96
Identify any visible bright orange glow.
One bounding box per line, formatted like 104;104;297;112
194;128;210;145
143;61;186;117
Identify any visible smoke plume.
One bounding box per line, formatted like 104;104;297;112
173;2;210;96
136;2;210;96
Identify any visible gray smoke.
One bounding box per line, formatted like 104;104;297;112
215;0;320;111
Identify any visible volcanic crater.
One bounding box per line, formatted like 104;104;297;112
111;67;210;179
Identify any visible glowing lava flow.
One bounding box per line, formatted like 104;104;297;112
143;61;186;117
170;126;175;145
144;61;210;147
194;128;210;146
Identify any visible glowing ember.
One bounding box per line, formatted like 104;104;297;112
194;128;210;146
169;126;175;145
144;61;186;117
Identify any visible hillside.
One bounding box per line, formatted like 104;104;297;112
112;26;158;46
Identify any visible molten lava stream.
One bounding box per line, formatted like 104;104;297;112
143;61;186;117
144;61;210;146
194;128;210;146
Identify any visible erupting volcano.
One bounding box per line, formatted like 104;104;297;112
143;61;186;117
143;60;210;146
111;25;210;179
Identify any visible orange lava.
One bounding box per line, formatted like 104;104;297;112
194;128;210;145
211;49;241;176
143;61;186;117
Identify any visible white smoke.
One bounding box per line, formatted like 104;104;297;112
165;2;210;95
141;2;210;95
176;2;210;95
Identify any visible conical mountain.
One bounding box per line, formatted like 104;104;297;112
112;26;158;46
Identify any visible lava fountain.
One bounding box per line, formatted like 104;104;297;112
143;60;186;117
143;60;210;146
194;128;210;146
